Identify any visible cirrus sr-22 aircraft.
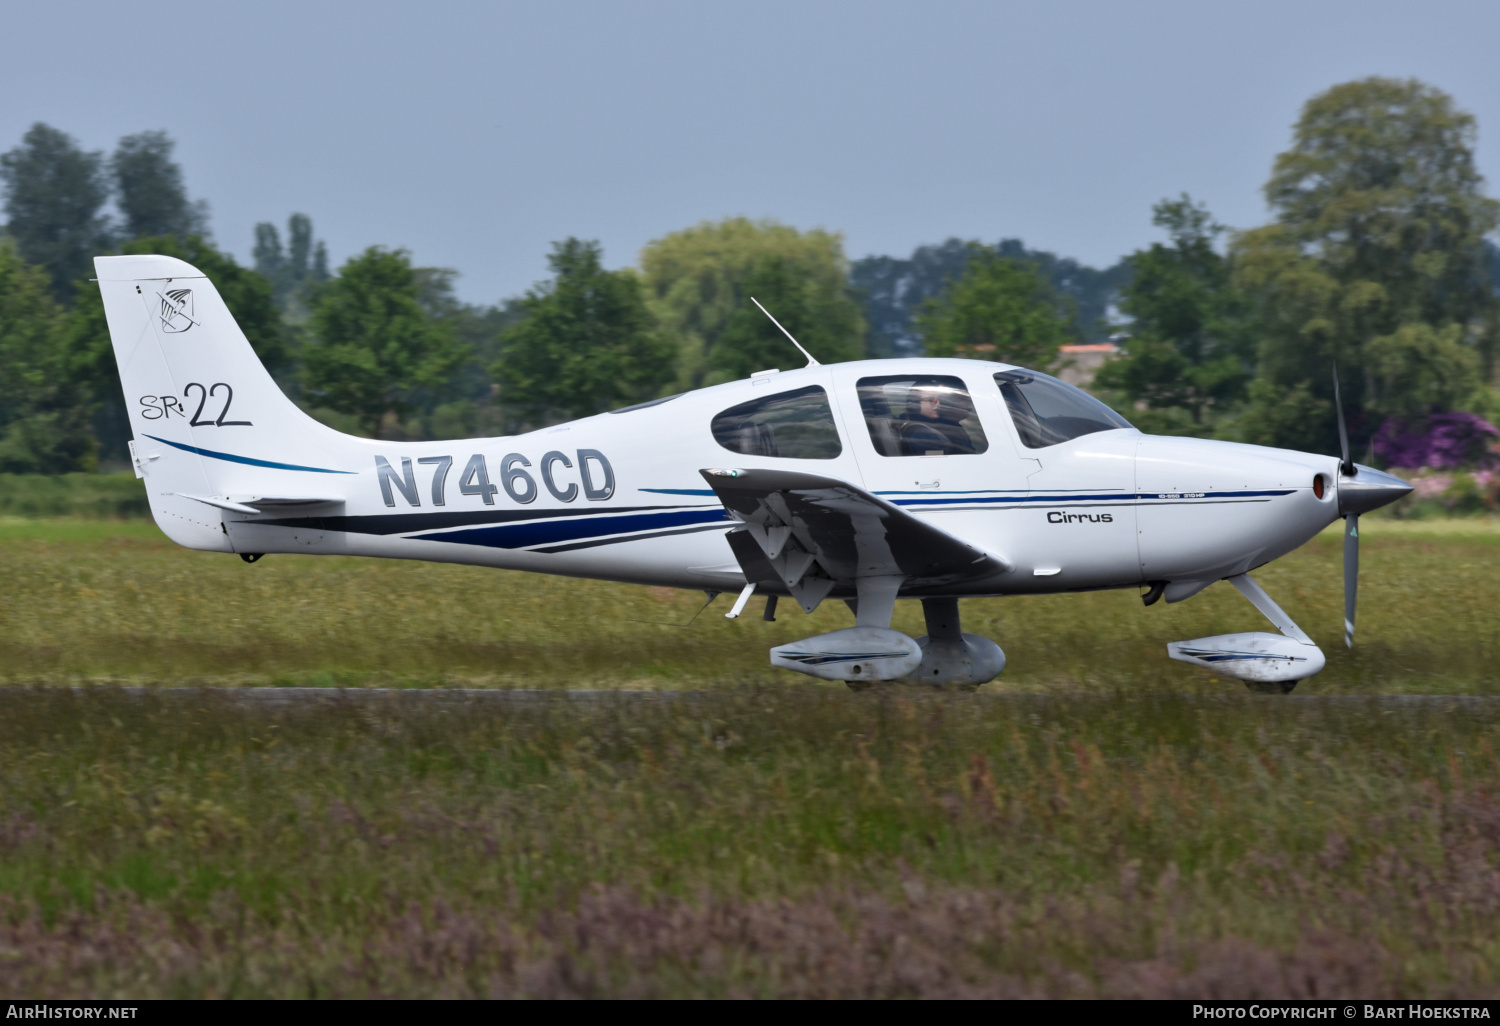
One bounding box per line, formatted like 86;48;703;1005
96;254;1413;692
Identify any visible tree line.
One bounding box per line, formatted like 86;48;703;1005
2;76;1498;481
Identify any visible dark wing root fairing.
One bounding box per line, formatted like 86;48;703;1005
700;467;1012;611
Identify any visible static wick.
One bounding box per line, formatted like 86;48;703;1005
751;297;819;367
630;590;720;628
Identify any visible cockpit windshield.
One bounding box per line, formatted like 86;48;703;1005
994;370;1133;449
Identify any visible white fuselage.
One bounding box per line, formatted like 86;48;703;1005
204;359;1343;598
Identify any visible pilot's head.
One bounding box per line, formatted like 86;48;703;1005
908;386;946;421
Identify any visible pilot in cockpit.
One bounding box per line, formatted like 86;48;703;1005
897;386;974;456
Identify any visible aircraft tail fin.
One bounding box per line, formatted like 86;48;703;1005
94;254;359;552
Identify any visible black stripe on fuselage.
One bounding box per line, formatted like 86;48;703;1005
252;504;718;537
532;523;731;554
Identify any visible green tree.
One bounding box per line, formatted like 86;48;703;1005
253;213;330;309
411;267;522;440
714;253;864;379
915;247;1070;367
303;247;467;437
640;217;865;388
1233;77;1500;454
0;242;96;472
111;131;209;241
65;234;289;463
0;123;111;301
1094;196;1251;434
493;239;675;425
852;239;1129;357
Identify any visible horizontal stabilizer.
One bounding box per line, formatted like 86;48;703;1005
241;496;345;507
178;494;344;515
177;494;261;515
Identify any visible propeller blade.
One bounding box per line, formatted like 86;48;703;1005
1332;365;1354;476
1343;514;1359;648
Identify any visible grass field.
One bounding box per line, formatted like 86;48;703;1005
0;517;1497;997
0;515;1496;693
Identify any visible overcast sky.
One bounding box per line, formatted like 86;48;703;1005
5;0;1498;303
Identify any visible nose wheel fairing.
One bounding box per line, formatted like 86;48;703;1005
1168;632;1327;683
1167;573;1325;685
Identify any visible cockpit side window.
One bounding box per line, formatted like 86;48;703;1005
994;369;1133;449
711;385;842;459
855;375;988;457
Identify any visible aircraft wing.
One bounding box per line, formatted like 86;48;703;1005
699;467;1012;607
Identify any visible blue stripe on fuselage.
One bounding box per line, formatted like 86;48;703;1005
144;435;356;474
888;489;1294;507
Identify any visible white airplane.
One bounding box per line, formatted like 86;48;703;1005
96;254;1412;692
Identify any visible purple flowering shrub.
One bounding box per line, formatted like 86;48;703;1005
1373;412;1499;470
1372;413;1500;515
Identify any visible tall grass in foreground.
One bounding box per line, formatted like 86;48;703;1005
0;688;1497;997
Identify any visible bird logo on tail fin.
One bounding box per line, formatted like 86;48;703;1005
158;288;198;333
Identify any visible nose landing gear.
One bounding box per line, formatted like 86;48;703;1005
1166;574;1325;691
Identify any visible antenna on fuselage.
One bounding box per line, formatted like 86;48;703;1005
751;297;819;367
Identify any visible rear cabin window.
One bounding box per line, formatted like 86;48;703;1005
711;385;842;459
855;375;988;457
994;369;1133;449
